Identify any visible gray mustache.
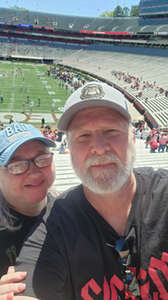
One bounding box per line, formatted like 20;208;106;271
85;153;121;168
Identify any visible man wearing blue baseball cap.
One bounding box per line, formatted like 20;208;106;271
0;122;56;296
4;82;168;299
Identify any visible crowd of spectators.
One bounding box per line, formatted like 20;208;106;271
41;124;68;154
49;65;87;93
110;70;168;129
145;128;168;153
111;70;168;99
132;119;168;153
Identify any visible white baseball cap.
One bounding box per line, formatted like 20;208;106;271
57;81;131;132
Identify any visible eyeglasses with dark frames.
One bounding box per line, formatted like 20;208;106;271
6;152;54;175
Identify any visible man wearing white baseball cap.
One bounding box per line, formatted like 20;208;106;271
11;82;168;299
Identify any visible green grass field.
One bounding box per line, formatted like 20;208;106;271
0;61;72;114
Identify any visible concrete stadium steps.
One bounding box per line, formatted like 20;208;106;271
54;154;80;192
53;139;168;193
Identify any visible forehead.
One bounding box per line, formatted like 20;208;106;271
12;140;48;158
68;107;127;129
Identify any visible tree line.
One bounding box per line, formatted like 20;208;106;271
100;5;139;17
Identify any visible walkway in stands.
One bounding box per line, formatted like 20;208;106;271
53;138;168;193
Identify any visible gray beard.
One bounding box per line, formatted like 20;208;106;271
71;145;136;195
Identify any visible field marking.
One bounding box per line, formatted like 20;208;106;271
0;112;60;124
0;62;70;119
9;67;16;112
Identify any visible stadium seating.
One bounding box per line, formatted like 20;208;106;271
61;48;168;128
0;7;167;129
0;7;168;32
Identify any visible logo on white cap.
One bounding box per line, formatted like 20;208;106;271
80;83;105;100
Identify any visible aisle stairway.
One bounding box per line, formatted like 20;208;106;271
53;138;168;193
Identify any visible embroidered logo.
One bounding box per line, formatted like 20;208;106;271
80;83;105;100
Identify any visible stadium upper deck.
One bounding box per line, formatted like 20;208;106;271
139;0;168;17
0;7;168;34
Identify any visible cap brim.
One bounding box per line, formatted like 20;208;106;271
3;136;56;166
58;99;131;132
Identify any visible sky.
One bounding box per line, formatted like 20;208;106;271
0;0;140;17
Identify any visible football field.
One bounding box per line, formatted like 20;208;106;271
0;61;72;126
0;61;143;127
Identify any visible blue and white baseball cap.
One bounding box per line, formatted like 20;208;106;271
0;123;56;166
57;81;131;132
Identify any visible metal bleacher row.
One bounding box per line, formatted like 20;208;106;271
109;72;168;127
53;138;168;193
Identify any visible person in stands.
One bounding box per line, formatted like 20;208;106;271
0;122;56;299
158;132;167;152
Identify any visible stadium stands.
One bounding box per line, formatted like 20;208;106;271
0;37;80;59
0;5;167;129
139;0;168;17
0;7;168;32
0;34;167;128
61;47;168;128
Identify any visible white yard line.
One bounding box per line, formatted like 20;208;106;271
10;67;16;112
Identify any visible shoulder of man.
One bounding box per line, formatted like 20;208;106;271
134;166;168;178
134;167;168;192
131;168;168;228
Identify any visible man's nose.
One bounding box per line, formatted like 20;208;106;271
90;134;110;155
